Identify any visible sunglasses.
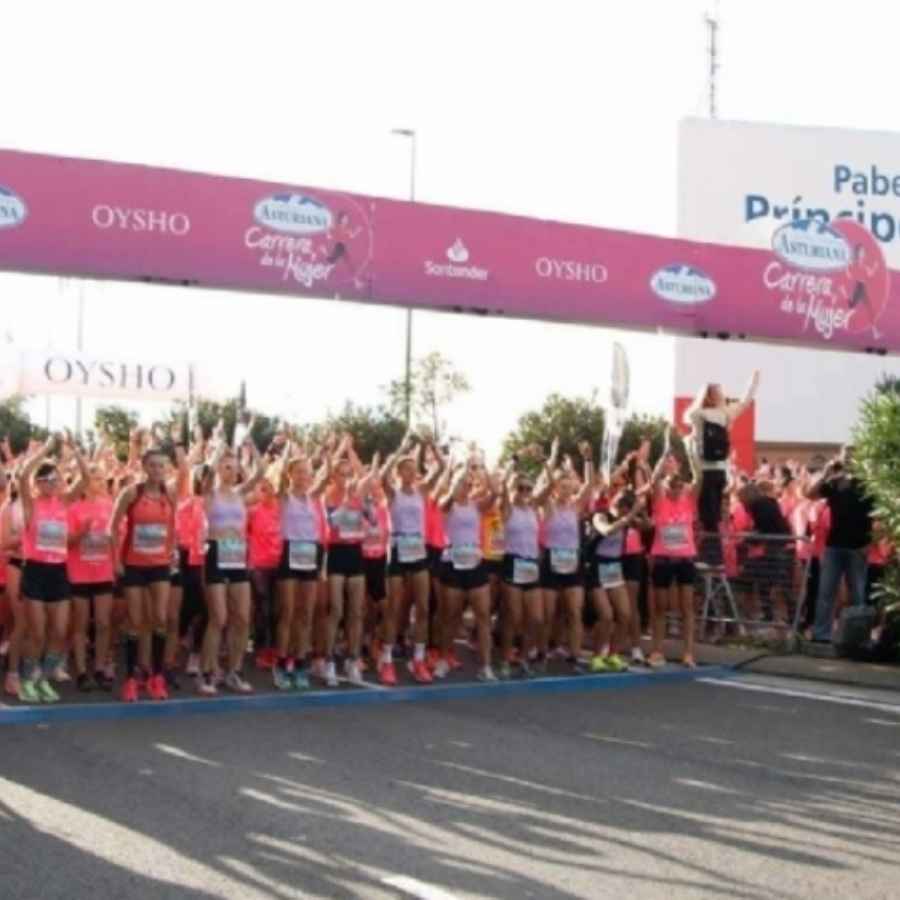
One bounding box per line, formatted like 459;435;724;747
517;484;533;494
36;476;59;484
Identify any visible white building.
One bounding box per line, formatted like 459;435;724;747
674;118;900;459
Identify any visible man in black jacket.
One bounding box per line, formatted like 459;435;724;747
806;446;874;643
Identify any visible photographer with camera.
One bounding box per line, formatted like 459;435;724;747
805;445;874;643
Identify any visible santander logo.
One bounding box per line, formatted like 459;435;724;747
771;220;851;274
650;264;716;305
0;184;27;230
424;240;488;280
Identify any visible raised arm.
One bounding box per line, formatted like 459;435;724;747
20;435;56;525
724;369;761;424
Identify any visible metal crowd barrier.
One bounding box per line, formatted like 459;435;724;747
693;532;812;648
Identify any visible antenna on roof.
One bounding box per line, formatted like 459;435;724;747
705;1;721;119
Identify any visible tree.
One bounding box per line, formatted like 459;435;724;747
164;399;281;453
323;402;407;462
385;352;471;440
0;397;48;456
499;394;675;475
852;378;900;647
93;405;139;459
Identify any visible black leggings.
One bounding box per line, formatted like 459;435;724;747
250;567;279;649
698;469;727;563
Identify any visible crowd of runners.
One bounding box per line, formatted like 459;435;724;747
0;368;889;704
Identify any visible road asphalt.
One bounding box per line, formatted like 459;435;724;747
1;672;898;899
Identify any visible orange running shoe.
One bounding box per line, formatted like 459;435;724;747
120;677;139;703
409;659;433;684
446;650;463;671
147;674;169;701
425;648;441;671
379;661;397;686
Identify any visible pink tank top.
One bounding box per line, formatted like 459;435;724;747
650;494;696;559
363;504;389;559
24;496;69;565
67;497;114;584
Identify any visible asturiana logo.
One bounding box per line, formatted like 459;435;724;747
253;193;333;235
424;240;488;280
650;264;716;305
0;184;27;230
771;219;851;274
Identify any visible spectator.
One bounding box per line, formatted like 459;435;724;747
805;445;874;643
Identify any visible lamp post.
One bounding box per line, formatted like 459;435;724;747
391;128;417;427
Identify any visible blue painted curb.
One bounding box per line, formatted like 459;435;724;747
0;665;735;726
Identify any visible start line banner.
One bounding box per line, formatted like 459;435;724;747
0;150;895;351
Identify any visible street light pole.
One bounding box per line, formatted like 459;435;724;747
391;128;417;427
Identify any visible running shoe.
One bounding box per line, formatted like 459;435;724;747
568;659;587;676
432;659;451;680
631;647;646;666
185;654;201;677
590;655;611;673
165;668;181;691
476;666;498;683
292;668;310;691
195;674;217;696
147;674;169;701
379;661;397;686
425;648;442;671
324;661;339;688
51;662;71;683
408;659;433;684
604;655;629;673
120;677;139;703
682;654;697;669
516;657;536;680
446;650;463;671
496;662;512;681
4;673;20;697
93;671;113;691
76;673;93;692
225;671;253;694
272;667;292;691
344;660;364;686
17;679;40;704
647;653;667;668
37;680;60;703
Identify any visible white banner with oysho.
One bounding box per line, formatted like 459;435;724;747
0;347;230;402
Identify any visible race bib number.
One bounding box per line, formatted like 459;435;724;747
218;538;247;570
550;548;578;575
660;524;690;552
363;525;384;555
337;509;365;541
451;542;481;571
289;540;318;571
80;531;110;563
36;520;67;554
133;524;167;557
512;557;539;585
396;534;426;564
598;561;624;589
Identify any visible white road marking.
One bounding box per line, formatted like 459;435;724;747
382;875;461;900
153;743;221;766
699;677;900;714
583;733;652;748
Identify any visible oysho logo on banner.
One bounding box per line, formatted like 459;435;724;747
244;192;369;290
91;206;191;235
0;184;27;230
424;240;489;280
650;264;716;305
535;258;608;284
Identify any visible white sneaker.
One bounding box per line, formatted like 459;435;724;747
185;654;201;677
195;675;217;696
225;671;253;694
344;660;364;685
51;662;71;683
433;660;451;680
324;661;339;688
310;658;327;678
477;666;498;683
631;647;646;666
